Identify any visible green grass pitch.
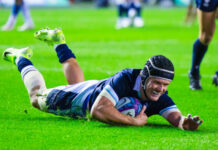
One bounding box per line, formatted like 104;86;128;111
0;6;217;150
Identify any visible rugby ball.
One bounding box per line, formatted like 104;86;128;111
115;97;142;117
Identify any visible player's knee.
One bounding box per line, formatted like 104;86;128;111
29;85;41;109
30;98;40;109
200;34;213;45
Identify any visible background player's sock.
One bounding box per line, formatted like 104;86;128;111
129;2;141;17
118;4;128;17
12;3;22;17
190;39;208;77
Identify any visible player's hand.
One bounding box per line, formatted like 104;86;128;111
183;114;203;130
133;105;148;126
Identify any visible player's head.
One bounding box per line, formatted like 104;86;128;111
140;55;174;101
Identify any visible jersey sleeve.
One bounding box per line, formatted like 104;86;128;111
98;70;134;105
158;93;180;119
144;92;180;118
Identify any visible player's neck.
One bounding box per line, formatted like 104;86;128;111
140;86;148;101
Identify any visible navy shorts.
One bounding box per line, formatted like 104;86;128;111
196;0;218;12
46;89;88;118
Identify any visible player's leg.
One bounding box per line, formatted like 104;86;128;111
2;47;47;110
216;8;218;18
189;9;216;90
129;0;144;27
128;1;137;25
1;0;23;31
55;44;84;84
115;0;130;29
18;0;34;31
34;28;84;84
198;10;216;45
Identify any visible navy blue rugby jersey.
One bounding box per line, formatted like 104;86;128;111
88;69;179;117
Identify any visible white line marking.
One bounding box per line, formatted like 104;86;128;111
0;66;214;78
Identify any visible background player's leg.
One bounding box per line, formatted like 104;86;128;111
116;1;129;29
18;1;34;31
216;8;218;18
1;0;23;30
189;9;216;90
129;0;144;27
198;10;216;45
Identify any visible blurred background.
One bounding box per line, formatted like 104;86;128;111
0;0;190;8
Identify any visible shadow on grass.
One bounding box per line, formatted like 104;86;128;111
98;122;174;129
3;113;217;134
95;122;217;134
146;123;174;129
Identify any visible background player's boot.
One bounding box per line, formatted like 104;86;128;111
1;15;16;31
122;17;131;28
1;23;14;31
188;72;202;90
116;18;123;29
2;47;32;64
128;8;136;26
212;73;218;86
34;28;65;46
18;22;34;31
133;17;144;27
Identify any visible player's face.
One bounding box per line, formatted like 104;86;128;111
145;77;171;101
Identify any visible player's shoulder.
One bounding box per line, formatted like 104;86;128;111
120;68;141;77
113;68;141;82
108;68;141;87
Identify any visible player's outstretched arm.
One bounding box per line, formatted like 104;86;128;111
166;112;203;131
90;96;147;126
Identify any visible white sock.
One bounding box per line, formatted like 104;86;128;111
21;66;46;94
21;65;37;80
4;15;16;27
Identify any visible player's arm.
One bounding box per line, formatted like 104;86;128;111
166;111;203;131
158;94;202;130
90;88;147;126
91;96;147;126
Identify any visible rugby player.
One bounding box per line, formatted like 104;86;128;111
3;28;202;130
189;0;218;89
1;0;34;31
